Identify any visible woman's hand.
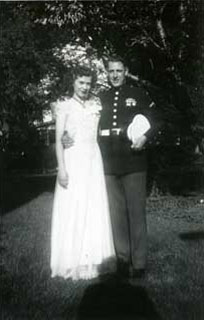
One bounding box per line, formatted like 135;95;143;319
58;169;69;188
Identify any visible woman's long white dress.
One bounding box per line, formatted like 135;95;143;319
50;97;115;280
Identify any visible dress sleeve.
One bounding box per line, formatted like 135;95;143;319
53;99;71;135
95;96;103;109
54;99;70;118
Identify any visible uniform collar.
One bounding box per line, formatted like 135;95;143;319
111;83;128;93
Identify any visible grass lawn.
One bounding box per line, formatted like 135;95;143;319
1;176;204;320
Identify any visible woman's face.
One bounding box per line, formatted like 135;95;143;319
73;75;92;100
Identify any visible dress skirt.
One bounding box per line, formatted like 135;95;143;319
50;141;115;280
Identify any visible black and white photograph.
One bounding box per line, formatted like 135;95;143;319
1;1;204;319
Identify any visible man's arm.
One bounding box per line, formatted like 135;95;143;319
61;131;74;149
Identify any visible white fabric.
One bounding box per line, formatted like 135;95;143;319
127;114;151;143
50;97;115;280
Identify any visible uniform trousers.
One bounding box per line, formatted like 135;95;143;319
105;171;147;269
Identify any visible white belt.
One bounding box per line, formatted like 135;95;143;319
100;128;121;136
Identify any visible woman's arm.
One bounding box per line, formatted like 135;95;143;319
55;108;68;188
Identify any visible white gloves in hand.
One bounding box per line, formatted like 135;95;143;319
127;114;151;144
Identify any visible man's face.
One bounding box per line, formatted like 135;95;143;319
73;76;92;100
107;61;127;88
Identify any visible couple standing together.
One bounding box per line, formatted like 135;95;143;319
50;55;161;281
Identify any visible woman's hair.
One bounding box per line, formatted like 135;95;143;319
72;65;96;87
73;65;93;79
67;65;97;96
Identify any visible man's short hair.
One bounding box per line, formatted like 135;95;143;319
105;54;127;69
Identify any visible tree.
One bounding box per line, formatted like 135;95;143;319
1;0;203;186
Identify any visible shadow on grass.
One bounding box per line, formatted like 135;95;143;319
76;280;162;320
2;175;56;215
1;270;78;320
179;230;204;241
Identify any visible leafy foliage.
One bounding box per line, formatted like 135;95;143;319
1;0;203;186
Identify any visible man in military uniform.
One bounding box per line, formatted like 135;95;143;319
99;55;162;278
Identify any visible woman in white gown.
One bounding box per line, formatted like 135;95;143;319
50;66;115;280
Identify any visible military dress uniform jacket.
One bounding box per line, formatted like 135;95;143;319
99;84;161;175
